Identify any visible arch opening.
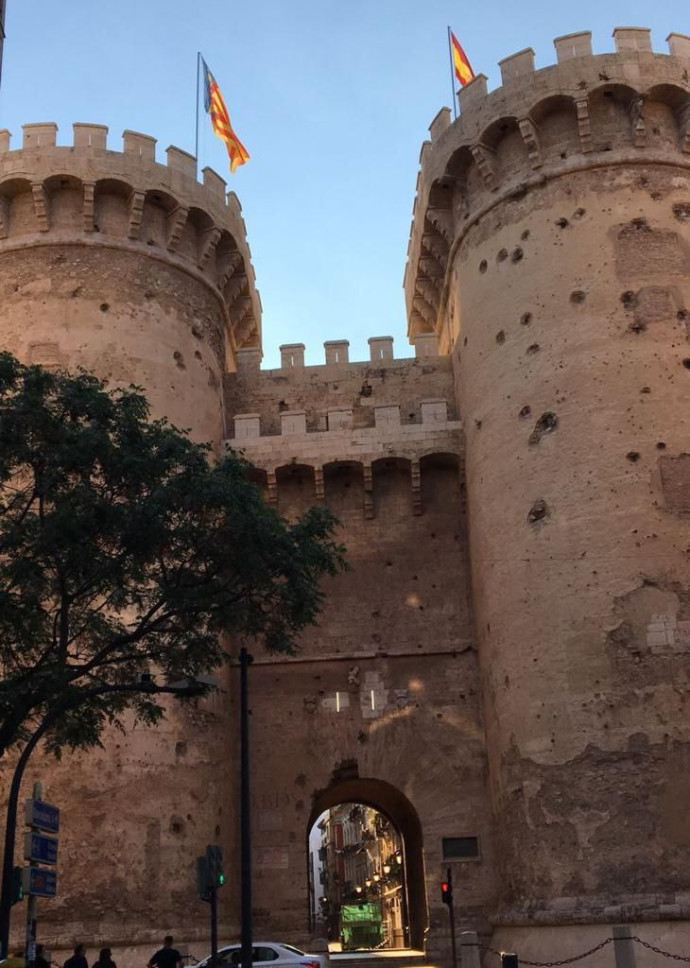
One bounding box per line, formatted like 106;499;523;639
307;779;427;952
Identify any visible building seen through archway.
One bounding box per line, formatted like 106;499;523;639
309;803;408;950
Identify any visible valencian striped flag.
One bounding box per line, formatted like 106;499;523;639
202;57;250;173
450;30;475;87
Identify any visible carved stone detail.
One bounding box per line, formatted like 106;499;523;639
83;182;95;233
197;227;222;269
411;458;422;515
0;196;9;240
629;95;647;148
314;466;325;503
470;143;498;190
518;117;543;168
225;273;249;306
166;205;189;251
426;207;454;243
127;190;146;240
413;293;437;326
266;469;278;506
363;462;374;520
574;96;593;153
31;183;49;232
421;232;449;267
218;250;243;289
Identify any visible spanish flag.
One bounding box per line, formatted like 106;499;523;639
202;58;250;173
450;31;475;87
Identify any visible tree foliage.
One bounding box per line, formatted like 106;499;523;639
0;353;345;756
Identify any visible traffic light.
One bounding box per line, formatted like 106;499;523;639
197;855;212;902
441;880;452;906
11;866;24;905
206;844;225;889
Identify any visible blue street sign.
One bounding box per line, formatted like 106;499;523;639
24;798;59;833
21;867;57;898
23;831;58;866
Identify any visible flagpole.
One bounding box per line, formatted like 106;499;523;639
195;51;201;175
447;27;458;120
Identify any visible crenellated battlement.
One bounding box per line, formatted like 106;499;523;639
0;122;261;350
404;28;690;348
235;332;440;372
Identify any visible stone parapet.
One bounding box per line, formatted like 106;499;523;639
403;29;690;349
226;406;462;517
0;122;262;352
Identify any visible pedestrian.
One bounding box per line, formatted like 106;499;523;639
147;938;182;968
63;945;88;968
34;945;51;968
91;949;116;968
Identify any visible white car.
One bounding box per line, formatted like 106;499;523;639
195;943;327;968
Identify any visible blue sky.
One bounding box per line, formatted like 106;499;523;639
0;1;686;367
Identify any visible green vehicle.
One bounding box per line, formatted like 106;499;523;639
340;903;382;950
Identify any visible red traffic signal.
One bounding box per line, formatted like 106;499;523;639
441;881;452;905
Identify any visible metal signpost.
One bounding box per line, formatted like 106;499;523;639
23;785;59;967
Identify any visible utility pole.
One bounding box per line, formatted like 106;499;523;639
239;647;253;968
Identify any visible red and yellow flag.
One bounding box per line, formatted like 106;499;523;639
450;31;475;87
202;58;250;173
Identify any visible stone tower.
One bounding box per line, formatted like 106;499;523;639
0;123;261;945
406;27;690;955
0;121;261;447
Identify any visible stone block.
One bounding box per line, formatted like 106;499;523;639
0;130;10;153
234;413;261;440
368;336;394;362
226;191;242;217
429;107;451;141
281;410;307;435
324;340;349;364
612;27;652;52
73;123;108;149
458;74;488;114
22;123;58;149
374;404;400;428
235;347;262;370
421;399;448;424
414;333;439;358
166;146;197;179
327;408;353;430
202;167;227;202
280;344;305;368
667;33;690;58
553;32;593;62
123;130;157;162
498;48;535;85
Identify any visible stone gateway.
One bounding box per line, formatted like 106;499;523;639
1;26;689;968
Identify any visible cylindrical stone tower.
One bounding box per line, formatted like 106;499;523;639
406;28;690;955
0;121;261;447
0;123;261;952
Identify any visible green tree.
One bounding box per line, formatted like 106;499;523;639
0;352;344;757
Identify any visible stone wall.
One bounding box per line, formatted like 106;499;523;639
223;343;497;955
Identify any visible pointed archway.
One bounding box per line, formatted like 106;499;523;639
307;778;427;950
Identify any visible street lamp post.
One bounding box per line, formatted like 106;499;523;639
239;647;253;968
0;677;210;958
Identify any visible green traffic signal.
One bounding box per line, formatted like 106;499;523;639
218;873;225;886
